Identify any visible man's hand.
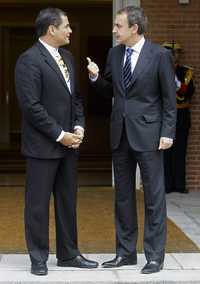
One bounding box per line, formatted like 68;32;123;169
86;57;99;78
74;128;84;139
60;132;81;148
158;137;173;150
71;128;84;149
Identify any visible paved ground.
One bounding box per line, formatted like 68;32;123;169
167;191;200;248
1;191;200;283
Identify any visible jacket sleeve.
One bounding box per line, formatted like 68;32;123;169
91;48;113;98
158;49;177;139
15;53;62;141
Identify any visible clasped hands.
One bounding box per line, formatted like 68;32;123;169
60;129;84;149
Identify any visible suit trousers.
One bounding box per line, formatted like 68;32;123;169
25;151;80;264
112;127;166;262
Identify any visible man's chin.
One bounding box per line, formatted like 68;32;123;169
115;38;122;44
60;40;70;46
64;39;70;45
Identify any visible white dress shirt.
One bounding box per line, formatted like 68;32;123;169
124;36;145;72
39;39;71;92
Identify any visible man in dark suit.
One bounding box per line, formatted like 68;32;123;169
15;8;98;276
87;6;176;274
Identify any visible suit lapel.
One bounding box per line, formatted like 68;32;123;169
115;45;126;93
59;49;74;94
130;40;152;87
36;42;71;93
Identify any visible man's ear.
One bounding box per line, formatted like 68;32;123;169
131;23;139;35
48;25;56;36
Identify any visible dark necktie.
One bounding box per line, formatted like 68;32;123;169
123;48;133;90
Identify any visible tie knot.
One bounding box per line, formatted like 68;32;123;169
55;51;61;58
126;48;133;57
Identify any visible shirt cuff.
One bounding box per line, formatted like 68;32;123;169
74;126;84;134
56;130;65;142
161;137;173;143
89;74;98;82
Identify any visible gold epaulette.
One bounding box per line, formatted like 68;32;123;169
184;68;193;85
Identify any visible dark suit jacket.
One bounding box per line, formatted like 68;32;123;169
93;40;177;151
15;42;84;159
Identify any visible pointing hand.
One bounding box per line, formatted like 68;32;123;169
86;57;99;77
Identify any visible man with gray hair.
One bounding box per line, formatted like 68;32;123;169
87;6;176;274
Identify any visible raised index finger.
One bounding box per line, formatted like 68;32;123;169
86;57;92;64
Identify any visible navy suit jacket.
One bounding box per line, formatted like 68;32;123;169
15;42;84;158
93;40;177;151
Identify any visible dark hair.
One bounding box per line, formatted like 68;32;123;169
117;6;147;35
35;7;67;39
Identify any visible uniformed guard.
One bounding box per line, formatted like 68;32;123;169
162;42;195;193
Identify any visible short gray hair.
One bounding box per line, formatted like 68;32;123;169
117;6;148;35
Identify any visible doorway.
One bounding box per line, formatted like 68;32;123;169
0;2;113;185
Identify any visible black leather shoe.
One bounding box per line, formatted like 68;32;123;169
102;255;137;268
141;260;164;274
57;255;98;269
31;262;48;276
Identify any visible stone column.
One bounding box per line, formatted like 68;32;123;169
113;0;140;15
0;27;10;143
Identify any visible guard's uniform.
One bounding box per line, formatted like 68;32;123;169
164;63;194;193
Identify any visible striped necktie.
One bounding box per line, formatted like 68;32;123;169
123;48;133;90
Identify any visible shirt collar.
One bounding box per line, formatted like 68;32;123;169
39;38;59;57
126;36;145;54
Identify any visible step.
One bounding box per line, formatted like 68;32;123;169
0;151;112;173
1;253;200;283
